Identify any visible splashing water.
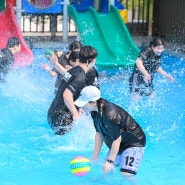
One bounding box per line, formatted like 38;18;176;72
0;49;185;185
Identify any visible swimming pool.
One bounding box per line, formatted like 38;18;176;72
0;49;184;185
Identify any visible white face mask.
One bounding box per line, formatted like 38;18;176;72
152;45;164;56
84;101;97;112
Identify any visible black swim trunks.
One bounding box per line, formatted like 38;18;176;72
129;47;161;96
129;73;154;96
48;107;73;135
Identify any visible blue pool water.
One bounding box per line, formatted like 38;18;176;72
0;49;185;185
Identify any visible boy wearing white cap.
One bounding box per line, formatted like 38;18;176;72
75;86;146;176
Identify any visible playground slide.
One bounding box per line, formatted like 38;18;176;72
68;5;139;68
0;2;33;67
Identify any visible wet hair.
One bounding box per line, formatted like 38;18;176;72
79;46;98;63
97;98;103;111
7;37;20;48
69;41;82;51
68;51;80;62
149;38;165;48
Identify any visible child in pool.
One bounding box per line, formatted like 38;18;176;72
129;38;174;100
42;41;82;93
0;37;21;82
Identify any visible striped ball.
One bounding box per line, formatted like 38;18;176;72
70;156;91;176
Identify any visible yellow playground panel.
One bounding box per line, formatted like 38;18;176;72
119;9;128;24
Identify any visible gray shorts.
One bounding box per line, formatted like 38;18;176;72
106;147;145;175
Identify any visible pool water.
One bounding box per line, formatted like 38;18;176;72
0;49;184;185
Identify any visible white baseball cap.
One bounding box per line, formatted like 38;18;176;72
74;86;101;107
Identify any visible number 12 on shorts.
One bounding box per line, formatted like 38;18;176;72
125;156;134;167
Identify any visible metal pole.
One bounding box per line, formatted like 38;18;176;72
62;0;70;42
94;0;101;11
16;0;23;28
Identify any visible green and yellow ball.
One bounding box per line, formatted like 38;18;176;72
45;49;53;60
70;156;91;176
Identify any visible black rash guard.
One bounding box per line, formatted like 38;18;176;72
91;99;146;154
85;66;100;88
0;48;14;80
47;65;86;134
129;46;162;96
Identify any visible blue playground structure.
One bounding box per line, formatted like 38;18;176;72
22;0;63;13
22;0;124;14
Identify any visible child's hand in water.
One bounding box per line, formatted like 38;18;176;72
103;161;114;173
166;74;174;82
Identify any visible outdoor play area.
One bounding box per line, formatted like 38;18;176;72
0;0;185;185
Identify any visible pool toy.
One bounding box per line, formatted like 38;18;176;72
45;49;53;61
70;156;91;176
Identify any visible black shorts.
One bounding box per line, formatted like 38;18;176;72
129;73;154;96
47;107;73;135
